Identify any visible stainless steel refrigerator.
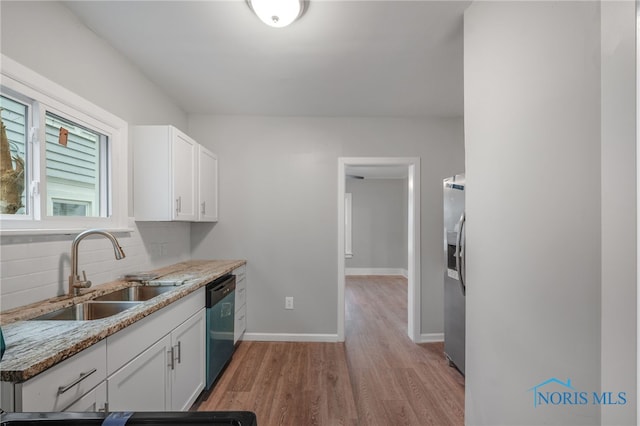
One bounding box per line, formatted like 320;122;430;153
443;174;465;375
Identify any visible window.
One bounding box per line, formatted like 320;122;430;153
45;112;107;217
0;55;128;233
0;92;29;216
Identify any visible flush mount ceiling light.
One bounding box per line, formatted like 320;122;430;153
247;0;308;28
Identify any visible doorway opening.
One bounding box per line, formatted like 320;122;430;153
337;157;421;342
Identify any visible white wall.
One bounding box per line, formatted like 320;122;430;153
0;1;467;333
465;1;636;425
0;223;191;310
0;1;187;129
189;115;464;337
600;1;637;424
0;1;191;309
345;178;408;272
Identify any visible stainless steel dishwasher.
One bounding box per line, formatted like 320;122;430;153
205;274;236;390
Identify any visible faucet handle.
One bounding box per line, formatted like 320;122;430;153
81;270;92;288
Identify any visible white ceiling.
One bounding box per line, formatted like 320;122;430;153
64;0;469;118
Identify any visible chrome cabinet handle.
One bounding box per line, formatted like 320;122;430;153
98;402;109;413
168;347;175;370
455;212;466;295
201;201;206;215
57;368;97;394
175;341;181;364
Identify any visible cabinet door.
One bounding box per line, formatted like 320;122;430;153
172;131;197;221
198;146;218;222
19;340;106;412
64;382;107;412
107;335;171;411
170;309;206;411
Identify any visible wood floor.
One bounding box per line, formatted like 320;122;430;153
197;275;465;426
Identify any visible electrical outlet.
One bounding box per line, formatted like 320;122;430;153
285;296;294;310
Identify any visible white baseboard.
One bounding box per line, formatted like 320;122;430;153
416;333;445;343
243;333;340;343
345;267;408;277
244;332;441;344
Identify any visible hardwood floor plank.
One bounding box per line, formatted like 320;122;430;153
381;399;423;426
198;275;464;425
349;368;390;426
226;341;268;392
396;367;460;426
322;344;358;425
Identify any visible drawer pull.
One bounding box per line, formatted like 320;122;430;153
57;368;97;395
168;347;175;370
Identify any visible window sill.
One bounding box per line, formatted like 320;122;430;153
1;217;135;237
0;227;134;237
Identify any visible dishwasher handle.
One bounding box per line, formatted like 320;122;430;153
206;274;236;308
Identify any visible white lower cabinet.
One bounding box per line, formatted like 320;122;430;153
170;309;205;410
104;288;205;412
64;381;107;412
3;288;206;413
107;335;172;411
15;339;107;412
233;265;247;344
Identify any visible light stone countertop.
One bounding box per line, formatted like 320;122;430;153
0;259;245;383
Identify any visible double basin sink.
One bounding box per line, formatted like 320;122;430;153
31;286;175;321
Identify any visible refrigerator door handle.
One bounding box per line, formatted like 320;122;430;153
455;212;466;295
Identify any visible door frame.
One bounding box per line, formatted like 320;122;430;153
337;157;421;342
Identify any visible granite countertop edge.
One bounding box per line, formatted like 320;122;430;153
0;259;246;383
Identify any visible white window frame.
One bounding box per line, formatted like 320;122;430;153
345;192;353;259
0;55;128;234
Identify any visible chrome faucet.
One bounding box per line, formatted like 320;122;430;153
69;229;126;297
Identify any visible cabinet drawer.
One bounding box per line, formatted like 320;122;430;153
17;340;106;412
235;286;246;312
232;265;246;280
234;304;246;344
235;275;246;292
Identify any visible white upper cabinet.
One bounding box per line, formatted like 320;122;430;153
133;125;217;222
197;145;218;222
171;131;198;221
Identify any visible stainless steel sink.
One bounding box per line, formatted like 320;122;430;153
92;286;175;302
30;301;142;321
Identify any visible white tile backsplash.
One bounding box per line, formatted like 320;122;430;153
0;221;192;311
